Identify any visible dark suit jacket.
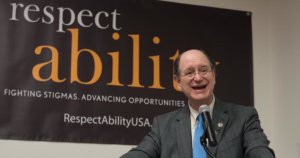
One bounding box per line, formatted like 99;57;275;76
120;98;275;158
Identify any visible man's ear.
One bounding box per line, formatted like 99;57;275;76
173;74;179;82
173;74;182;91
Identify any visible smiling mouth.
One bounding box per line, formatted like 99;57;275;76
192;85;207;90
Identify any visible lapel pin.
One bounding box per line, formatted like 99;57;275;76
217;122;224;128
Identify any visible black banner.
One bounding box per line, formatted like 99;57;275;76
0;0;253;145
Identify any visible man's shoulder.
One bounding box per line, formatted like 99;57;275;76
217;99;257;116
151;106;189;126
154;107;185;119
223;101;254;110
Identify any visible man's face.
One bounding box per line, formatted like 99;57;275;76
175;50;216;107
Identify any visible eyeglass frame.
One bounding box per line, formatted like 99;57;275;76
179;66;213;78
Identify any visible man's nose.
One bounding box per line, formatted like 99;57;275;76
193;72;203;80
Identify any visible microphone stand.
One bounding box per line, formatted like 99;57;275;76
200;135;216;158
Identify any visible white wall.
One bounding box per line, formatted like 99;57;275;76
269;0;300;158
0;0;299;157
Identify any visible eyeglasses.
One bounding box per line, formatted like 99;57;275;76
180;66;212;78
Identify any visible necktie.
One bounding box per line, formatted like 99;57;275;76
193;115;206;158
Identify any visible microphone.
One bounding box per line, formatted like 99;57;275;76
199;105;217;147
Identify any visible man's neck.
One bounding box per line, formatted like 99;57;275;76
189;95;215;112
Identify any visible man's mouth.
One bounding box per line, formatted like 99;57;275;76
192;85;207;90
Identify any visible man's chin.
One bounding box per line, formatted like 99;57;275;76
190;96;209;103
191;93;208;99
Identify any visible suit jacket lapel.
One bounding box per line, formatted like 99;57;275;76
208;98;229;155
176;106;193;158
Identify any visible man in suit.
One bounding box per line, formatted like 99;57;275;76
121;49;275;158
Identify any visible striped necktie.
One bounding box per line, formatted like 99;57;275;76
193;115;206;158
